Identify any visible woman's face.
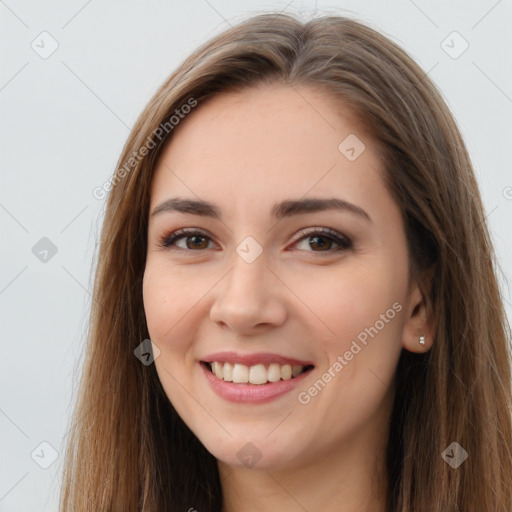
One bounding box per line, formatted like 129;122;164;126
143;84;426;472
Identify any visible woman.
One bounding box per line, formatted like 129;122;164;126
59;12;512;511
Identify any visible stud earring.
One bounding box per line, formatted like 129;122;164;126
419;335;425;346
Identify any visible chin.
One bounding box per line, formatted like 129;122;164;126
200;432;301;471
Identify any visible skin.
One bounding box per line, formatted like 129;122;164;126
143;83;434;511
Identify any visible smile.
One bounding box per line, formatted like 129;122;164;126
205;361;313;385
200;359;315;404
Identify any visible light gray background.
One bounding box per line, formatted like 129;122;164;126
1;0;511;510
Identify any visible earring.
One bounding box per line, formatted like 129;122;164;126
419;335;425;346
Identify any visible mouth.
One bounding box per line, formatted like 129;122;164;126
201;361;315;385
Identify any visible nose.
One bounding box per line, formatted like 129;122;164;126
209;251;287;335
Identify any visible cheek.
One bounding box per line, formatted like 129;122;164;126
288;259;403;352
142;264;189;348
142;261;224;355
143;271;167;337
294;264;405;434
142;265;197;404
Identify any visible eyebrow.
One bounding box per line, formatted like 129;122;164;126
151;197;372;223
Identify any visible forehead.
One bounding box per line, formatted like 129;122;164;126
149;84;387;216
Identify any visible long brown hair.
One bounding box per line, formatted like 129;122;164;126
59;12;512;511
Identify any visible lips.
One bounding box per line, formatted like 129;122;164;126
200;351;315;389
200;358;314;404
201;351;314;367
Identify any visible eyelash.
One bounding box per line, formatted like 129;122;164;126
157;227;353;255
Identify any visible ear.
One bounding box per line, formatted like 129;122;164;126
401;271;436;353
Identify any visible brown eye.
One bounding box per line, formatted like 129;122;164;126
159;228;214;250
308;235;334;251
293;228;352;254
184;235;209;250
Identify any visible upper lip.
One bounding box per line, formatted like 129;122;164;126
201;351;314;367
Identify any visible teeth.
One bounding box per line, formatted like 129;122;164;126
212;362;224;379
223;362;233;382
232;363;249;383
268;363;281;382
249;364;267;385
292;365;303;377
208;361;307;384
281;364;292;380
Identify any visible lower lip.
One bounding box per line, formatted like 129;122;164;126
200;362;313;404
